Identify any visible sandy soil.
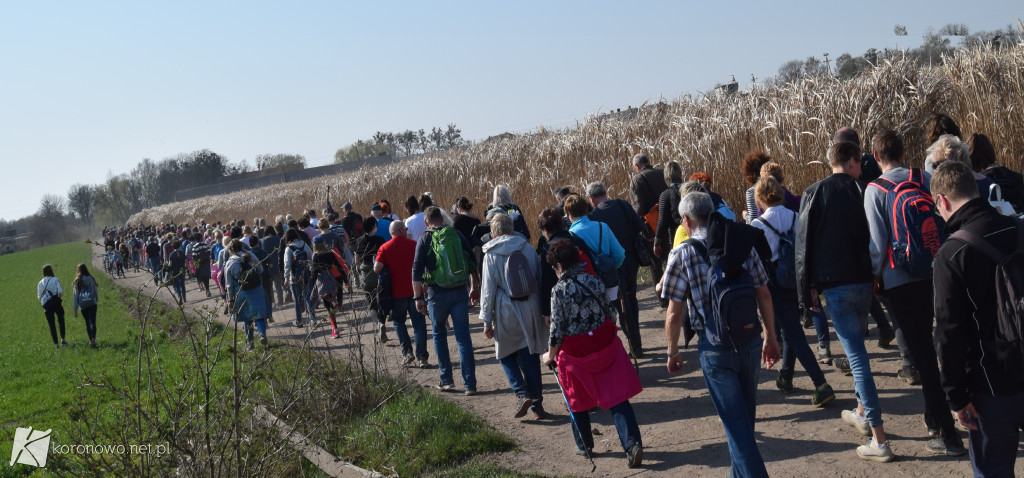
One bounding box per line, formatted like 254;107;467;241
96;245;1022;477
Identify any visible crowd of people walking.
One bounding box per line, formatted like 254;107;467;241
52;113;1024;476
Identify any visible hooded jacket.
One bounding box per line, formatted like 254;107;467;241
479;233;547;360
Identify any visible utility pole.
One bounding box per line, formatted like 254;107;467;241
823;52;831;75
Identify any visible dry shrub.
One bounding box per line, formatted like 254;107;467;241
129;45;1024;234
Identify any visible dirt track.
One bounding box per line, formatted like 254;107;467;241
96;245;1022;477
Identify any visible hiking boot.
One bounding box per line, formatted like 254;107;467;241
294;320;303;328
898;367;921;385
206;289;211;298
418;358;429;368
436;382;455;392
626;443;644;468
401;355;416;366
878;327;896;348
514;397;533;418
378;324;388;343
259;334;268;347
811;383;836;408
775;376;795;394
856;439;895;463
817;345;833;365
834;356;852;376
842;409;872;436
803;314;814;329
464;389;478;397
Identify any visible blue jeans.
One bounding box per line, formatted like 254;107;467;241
771;283;826;387
391;296;429;360
810;304;830;348
290;273;316;324
969;391;1024;477
570;400;641;453
427;287;476;390
239;318;267;343
823;283;882;427
498;347;543;406
148;257;161;279
699;335;768;478
172;274;186;301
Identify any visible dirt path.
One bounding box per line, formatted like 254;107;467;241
96;246;1021;477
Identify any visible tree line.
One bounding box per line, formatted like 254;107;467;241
772;23;1023;84
334;123;465;163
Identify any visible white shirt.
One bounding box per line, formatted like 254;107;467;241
750;205;796;262
405;212;426;240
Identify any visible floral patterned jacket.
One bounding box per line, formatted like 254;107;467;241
548;265;617;348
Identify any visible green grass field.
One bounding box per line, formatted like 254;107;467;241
0;242;529;477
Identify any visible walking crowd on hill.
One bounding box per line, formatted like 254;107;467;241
55;113;1024;476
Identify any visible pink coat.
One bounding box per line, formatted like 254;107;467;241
557;320;642;412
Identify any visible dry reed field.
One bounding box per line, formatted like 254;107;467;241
128;44;1024;229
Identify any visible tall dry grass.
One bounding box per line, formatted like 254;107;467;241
129;44;1024;235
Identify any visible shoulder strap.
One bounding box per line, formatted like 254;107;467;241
788;213;797;234
754;216;783;238
950;228;1010;264
569;276;611;316
682;238;709;263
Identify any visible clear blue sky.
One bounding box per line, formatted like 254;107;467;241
2;1;1022;220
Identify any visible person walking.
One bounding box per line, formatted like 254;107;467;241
225;239;269;352
412;206;480;394
751;176;836;407
283;228;316;327
542;238;643;468
796;140;894;462
71;263;99;347
480;214;548;419
932;160;1024;476
374;221;429;362
37;264;67;349
864;129;966;456
663;191;781;476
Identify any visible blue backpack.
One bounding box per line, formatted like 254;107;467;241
684;239;762;349
869;168;945;279
755;214;797;289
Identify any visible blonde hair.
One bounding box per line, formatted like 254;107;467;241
221;236;232;247
754;176;785;208
926;134;971;168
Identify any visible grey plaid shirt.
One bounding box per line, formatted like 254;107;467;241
660;227;768;331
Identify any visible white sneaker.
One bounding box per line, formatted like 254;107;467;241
856;439;895;463
841;409;871;436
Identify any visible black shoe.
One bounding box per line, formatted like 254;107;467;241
530;404;549;420
898;367;921;385
626;443;644;468
878;328;896;348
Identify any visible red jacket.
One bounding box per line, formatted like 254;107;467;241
557;319;642;412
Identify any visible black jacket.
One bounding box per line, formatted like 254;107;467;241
589;198;645;268
795;173;873;308
933;198;1024;410
982;165;1024;212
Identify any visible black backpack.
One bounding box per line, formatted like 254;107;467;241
684;239;762;350
504;249;537;300
289;244;310;279
950;219;1024;381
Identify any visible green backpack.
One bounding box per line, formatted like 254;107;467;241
424;226;470;289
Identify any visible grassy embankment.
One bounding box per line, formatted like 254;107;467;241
0;242;531;477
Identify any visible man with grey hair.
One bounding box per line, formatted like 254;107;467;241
662;191;780;476
479;213;548;419
796;140;893;462
587;181;647;357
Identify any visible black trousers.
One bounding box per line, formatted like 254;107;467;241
81;305;98;341
44;300;66;344
616;260;641;352
881;280;956;437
